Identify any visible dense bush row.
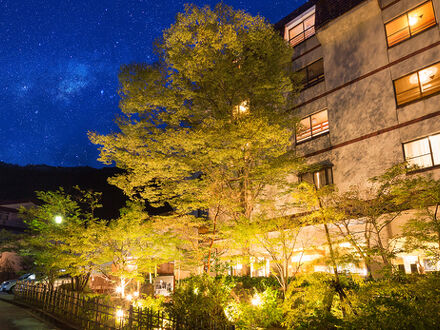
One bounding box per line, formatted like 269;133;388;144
165;273;440;329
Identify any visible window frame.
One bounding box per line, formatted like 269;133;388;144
296;58;325;90
299;167;334;189
296;109;329;144
402;132;440;171
288;12;316;47
385;0;437;48
393;60;440;106
285;6;316;48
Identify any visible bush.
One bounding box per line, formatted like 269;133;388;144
283;272;440;329
135;294;165;313
344;273;440;329
283;273;348;329
225;286;283;329
167;275;234;326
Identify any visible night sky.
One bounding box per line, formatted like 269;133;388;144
1;0;306;168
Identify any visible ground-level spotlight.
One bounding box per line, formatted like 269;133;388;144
251;293;262;307
116;309;124;322
54;215;63;224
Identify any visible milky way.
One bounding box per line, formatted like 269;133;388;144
0;0;306;167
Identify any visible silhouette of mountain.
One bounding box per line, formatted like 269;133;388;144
0;162;170;219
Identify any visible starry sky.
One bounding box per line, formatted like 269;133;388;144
0;0;306;168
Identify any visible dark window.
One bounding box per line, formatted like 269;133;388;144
299;167;333;189
296;109;329;143
288;12;315;47
385;1;436;47
394;61;440;105
403;133;440;169
410;263;419;273
297;59;324;89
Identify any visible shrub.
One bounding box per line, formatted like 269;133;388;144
282;273;360;329
225;286;283;329
167;275;234;326
344;273;440;329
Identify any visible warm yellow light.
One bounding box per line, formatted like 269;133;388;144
115;286;123;294
116;309;124;319
408;15;419;26
133;291;139;298
54;215;63;224
419;67;438;84
194;287;199;295
125;294;133;301
234;100;249;116
251;293;262;306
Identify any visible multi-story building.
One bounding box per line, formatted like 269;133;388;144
263;0;440;276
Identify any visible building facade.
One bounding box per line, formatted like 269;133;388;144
265;0;440;276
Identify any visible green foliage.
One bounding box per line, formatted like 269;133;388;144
95;202;178;293
283;273;350;329
394;174;440;261
344;274;440;329
90;3;302;272
222;275;280;291
168;275;234;325
282;272;440;330
20;187;105;290
225;286;283;329
136;295;166;313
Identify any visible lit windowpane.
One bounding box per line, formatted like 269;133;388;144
287;12;316;47
300;167;333;188
297;109;328;143
408;2;436;35
310;110;329;137
385;1;436;47
297;117;312;142
404;138;433;168
419;63;440;95
386;15;410;47
394;62;440;106
429;134;440;165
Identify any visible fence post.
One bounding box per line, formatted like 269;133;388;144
128;304;133;329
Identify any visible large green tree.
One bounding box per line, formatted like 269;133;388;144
90;4;302;272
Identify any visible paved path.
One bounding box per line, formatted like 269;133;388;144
0;295;58;330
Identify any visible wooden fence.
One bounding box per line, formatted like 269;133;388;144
14;282;234;330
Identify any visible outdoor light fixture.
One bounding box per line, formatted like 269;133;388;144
125;294;133;301
251;293;262;306
116;309;124;320
133;291;139;298
115;286;123;294
54;215;63;224
193;287;199;295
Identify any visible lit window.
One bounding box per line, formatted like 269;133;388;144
296;109;329;143
394;62;440;105
403;133;440;169
285;8;315;47
385;1;436;47
299;167;333;189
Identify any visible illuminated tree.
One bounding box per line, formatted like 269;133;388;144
90;4;302;272
96;202;177;297
20;187;104;291
396;173;440;263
